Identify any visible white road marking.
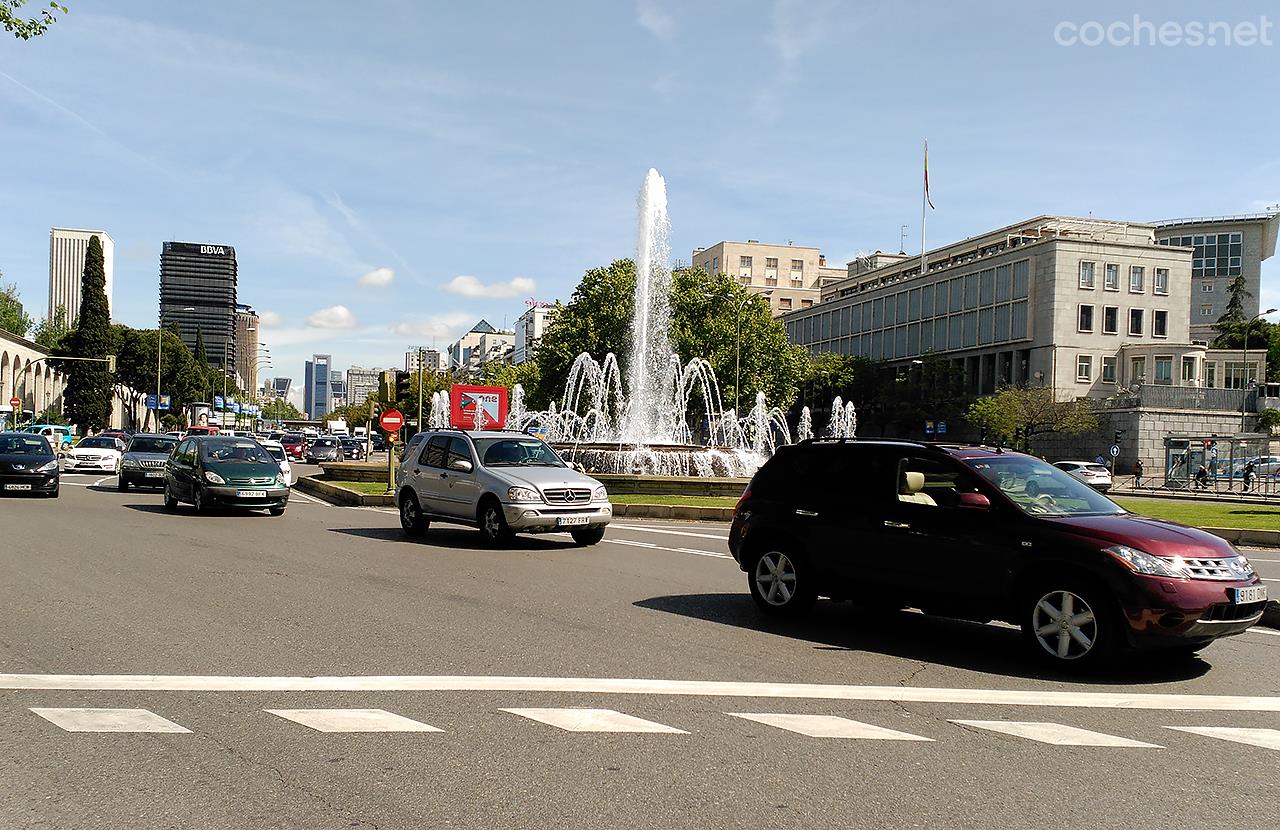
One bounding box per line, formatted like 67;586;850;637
1248;627;1280;637
266;708;441;733
609;524;729;541
5;674;1280;712
1260;578;1279;582
289;490;330;506
502;708;687;733
1167;726;1280;751
608;538;730;559
730;713;932;741
950;720;1161;748
30;707;190;733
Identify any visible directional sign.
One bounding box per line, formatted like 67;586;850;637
214;395;224;409
379;409;405;432
146;394;157;410
1109;444;1120;458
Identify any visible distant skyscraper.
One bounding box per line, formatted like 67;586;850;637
159;241;238;370
346;366;381;405
49;228;114;326
271;377;291;398
234;304;260;394
304;354;332;419
405;349;443;373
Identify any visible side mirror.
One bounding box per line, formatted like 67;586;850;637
449;459;473;473
957;492;991;510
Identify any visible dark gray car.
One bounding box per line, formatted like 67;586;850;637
118;433;180;490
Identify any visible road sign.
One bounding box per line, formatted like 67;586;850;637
1109;444;1120;458
924;420;936;435
387;431;399;444
380;409;405;432
936;421;947;435
214;395;224;409
146;394;157;410
10;396;21;410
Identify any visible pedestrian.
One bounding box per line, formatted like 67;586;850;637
1242;461;1257;493
1194;463;1210;490
1133;458;1144;489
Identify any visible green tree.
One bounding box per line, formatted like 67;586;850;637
0;280;34;337
60;235;112;433
1;0;67;40
966;385;1098;451
1258;408;1280;431
480;360;541;402
1212;274;1253;346
109;325;206;431
31;304;72;349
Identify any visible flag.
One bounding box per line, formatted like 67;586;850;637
924;140;935;210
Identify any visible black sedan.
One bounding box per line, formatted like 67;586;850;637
0;432;60;497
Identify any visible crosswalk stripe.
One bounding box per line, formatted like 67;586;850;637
501;708;687;733
30;707;191;733
1166;726;1280;751
950;720;1161;747
265;708;442;732
729;713;933;741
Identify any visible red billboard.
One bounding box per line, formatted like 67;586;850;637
449;385;508;430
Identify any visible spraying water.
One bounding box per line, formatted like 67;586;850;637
621;168;672;445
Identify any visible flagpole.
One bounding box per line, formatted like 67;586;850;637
921;139;928;276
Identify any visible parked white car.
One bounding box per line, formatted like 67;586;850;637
63;435;125;474
1053;460;1113;491
259;439;293;486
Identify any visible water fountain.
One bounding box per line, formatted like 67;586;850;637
506;168;851;477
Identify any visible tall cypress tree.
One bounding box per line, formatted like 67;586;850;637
62;235;113;432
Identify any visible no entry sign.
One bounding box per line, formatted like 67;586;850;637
379;409;405;432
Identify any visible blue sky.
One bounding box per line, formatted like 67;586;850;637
1;0;1277;406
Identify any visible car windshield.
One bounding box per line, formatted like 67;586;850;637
264;447;286;462
964;455;1125;517
128;437;178;454
283;434;302;443
1084;464;1110;474
201;440;271;463
0;434;52;455
474;437;565;467
315;438;338;447
78;437;120;450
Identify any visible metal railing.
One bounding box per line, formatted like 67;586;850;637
1101;385;1256;412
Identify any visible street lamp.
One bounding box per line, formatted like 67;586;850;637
1240;308;1278;431
156;306;194;431
703;288;772;413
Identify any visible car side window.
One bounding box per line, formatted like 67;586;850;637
446;437;472;468
421;435;449;468
894;455;980;509
174;440;189;463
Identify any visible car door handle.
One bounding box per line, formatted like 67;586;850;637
439;472;448;479
795;509;819;517
883;520;911;529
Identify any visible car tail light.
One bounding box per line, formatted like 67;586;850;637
734;487;752;513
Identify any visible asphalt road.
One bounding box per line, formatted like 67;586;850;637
2;475;1278;829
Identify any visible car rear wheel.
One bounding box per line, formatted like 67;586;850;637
1022;582;1116;668
748;545;817;618
399;493;428;537
269;507;285;517
570;526;606;546
478;500;512;547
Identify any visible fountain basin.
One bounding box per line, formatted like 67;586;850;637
554;442;766;478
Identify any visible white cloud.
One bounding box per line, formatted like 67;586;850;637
358;266;395;287
636;0;675;39
445;274;536;299
258;310;282;328
306;305;358;329
391;311;474;339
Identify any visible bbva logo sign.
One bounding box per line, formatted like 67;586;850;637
200;245;227;255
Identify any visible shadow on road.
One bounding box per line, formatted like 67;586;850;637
122;503;279;518
328;526;576;551
635;592;1213;685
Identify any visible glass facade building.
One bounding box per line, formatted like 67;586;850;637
159;241;238;370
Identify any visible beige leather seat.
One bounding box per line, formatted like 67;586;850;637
898;471;937;506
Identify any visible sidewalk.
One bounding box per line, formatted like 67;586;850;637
1109;481;1280;505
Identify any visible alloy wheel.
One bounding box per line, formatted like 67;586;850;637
1031;590;1098;660
483;507;502;539
754;550;798;606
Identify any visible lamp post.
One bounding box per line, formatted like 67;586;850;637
156;307;194;431
1240;308;1278;431
704;288;773;413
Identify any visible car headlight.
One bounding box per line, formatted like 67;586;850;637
593;486;608;501
1103;545;1188;578
122;458;141;468
37;459;60;473
276;474;287;487
204;471;226;484
507;486;540;503
1223;555;1256;579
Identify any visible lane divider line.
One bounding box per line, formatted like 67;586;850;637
609;524;729;541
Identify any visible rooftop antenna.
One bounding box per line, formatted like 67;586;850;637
899;225;908;255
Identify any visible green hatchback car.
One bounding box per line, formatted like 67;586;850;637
164;435;289;515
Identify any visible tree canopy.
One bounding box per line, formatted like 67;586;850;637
1;0;67;40
60;235;112;432
32;304;71;350
966;385;1098;451
0;280;33;338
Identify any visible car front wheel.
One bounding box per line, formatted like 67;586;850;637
400;493;428;537
1022;581;1116;668
163;483;178;511
570;526;606;546
117;476;129;492
748;545;817;618
478;500;512;547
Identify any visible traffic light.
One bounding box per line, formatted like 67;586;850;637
395;371;411;400
1113;430;1123;444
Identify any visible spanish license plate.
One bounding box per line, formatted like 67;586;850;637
236;490;267;498
1229;586;1268;604
558;516;590;526
145;471;165;478
3;484;32;491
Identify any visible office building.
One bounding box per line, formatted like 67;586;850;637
303;354;332;419
234;304;260;395
48;228;114;326
404;349;443;373
346;367;381;405
690;240;846;316
1153;211;1279;341
329;370;347;410
513;304;556;364
448;320;513;375
159;241;238;370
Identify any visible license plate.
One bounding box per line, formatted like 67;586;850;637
145;471;165;478
558;516;590;526
1229;586;1268;604
4;484;32;491
236;490;267;498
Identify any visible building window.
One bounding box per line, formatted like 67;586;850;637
766;257;778;268
712;256;719;273
1154;356;1173;385
738;256;752;278
1079;261;1096;289
1181;356;1197;384
701;260;711;272
765;276;777;286
1160;231;1243;277
1153;309;1168;338
800;299;813;308
779;297;792;310
1076;355;1092;382
1104;264;1120;290
1206;362;1216;388
1101;356;1117;383
1131;356;1146;385
1201;282;1214;292
1154;268;1169;295
1128;308;1144;336
1224;361;1258;389
1129;266;1145;293
765;257;778;281
1200;303;1215;317
1077;304;1094;333
1102;306;1119;335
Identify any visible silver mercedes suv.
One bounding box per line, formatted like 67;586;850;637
395;430;612;546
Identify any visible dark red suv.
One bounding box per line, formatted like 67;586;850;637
728;440;1267;667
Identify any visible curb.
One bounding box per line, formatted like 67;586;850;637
296;476;394;507
612;503;733;522
1200;527;1280;548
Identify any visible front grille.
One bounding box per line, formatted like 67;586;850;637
1198;601;1267;622
1183;557;1244;581
228;476;276;485
543;487;592;504
140;459;166;468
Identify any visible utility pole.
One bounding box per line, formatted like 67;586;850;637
417;346;424;435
